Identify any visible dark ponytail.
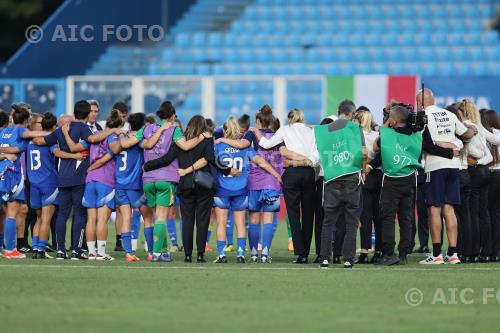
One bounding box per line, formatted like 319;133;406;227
256;104;274;129
105;109;124;129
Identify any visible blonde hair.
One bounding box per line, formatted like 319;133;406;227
353;110;372;133
223;117;241;139
459;99;481;126
287;108;304;124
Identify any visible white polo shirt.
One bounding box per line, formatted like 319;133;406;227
424;105;468;172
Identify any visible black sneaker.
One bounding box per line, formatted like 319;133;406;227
214;256;228;263
319;259;329;269
344;260;353;269
46;244;56;253
19;245;33;254
31;250;39;259
38;251;49;259
355;253;369;264
370;252;382;264
374;254;400;266
312;256;321;264
236;256;245;264
417;245;429;253
71;251;89;260
184;255;192;263
332;256;341;264
398;255;408;265
293;256;308;264
197;255;206;263
56;251;68;260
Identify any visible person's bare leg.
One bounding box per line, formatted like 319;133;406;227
96;206;112;257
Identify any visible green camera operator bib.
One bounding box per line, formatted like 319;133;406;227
314;122;363;182
380;127;422;177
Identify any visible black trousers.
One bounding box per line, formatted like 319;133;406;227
456;169;472;257
411;172;429;249
379;175;416;256
282;167;316;257
469;165;490;257
314;177;325;256
360;169;382;251
488;170;500;257
179;186;214;257
320;178;361;261
333;215;345;257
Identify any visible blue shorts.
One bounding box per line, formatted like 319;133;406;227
30;183;59;209
116;189;146;208
424;168;461;206
248;190;281;212
11;186;25;203
83;182;115;209
214;194;248;211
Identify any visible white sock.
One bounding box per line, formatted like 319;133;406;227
97;240;107;256
87;241;97;255
132;239;138;251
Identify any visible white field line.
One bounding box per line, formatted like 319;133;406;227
1;264;500;272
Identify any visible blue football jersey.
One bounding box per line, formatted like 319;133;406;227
115;135;143;190
214;142;255;196
0;126;27;172
27;142;58;186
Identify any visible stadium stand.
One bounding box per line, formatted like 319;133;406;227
85;0;499;124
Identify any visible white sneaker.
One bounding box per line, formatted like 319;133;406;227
250;255;258;262
96;253;115;261
261;255;272;264
419;254;444;265
444;253;461;264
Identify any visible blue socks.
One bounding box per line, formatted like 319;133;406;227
32;236;39;251
248;224;259;256
237;237;246;257
217;240;226;257
122;231;132;255
131;211;141;240
167;218;178;246
4;218;16;251
144;226;154;253
39;239;48;252
261;223;274;257
226;211;234;246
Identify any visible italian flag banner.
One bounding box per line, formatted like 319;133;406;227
325;75;419;123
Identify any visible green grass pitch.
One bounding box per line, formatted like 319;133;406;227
1;221;499;333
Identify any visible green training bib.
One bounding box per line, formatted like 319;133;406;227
314;121;363;182
380;126;422;177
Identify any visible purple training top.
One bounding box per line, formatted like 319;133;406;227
85;136;116;188
142;124;179;184
247;130;284;191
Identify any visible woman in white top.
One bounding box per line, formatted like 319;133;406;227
352;109;382;264
484;109;500;261
459;99;500;261
444;104;473;262
252;109;318;264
